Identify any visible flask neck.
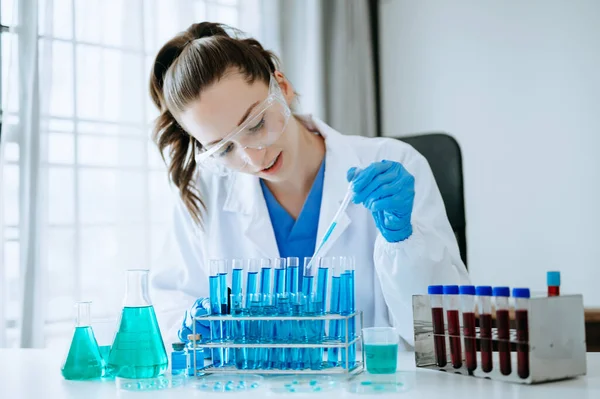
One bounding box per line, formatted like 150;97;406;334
124;269;152;308
75;301;91;327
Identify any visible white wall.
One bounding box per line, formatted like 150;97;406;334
380;0;600;305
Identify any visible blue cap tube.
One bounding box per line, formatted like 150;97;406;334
459;285;476;295
443;285;459;295
547;271;560;287
475;286;492;296
428;285;444;295
492;287;510;297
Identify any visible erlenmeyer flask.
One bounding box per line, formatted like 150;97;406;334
61;301;105;380
107;269;168;378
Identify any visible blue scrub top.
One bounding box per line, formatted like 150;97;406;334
260;158;326;286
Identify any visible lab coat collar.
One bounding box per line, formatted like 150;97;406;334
222;115;361;257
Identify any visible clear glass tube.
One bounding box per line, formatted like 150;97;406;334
443;286;461;369
340;256;356;369
327;256;342;367
428;288;446;368
460;286;476;372
494;288;511;376
260;258;273;297
477;287;493;373
231;258;244;298
286;257;299;294
513;288;530;379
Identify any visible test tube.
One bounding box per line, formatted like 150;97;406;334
428;285;447;367
230;292;247;370
231;259;244;298
513;288;530;379
302;257;316;369
231;259;247;369
493;286;511;376
547;271;560;297
285;257;299;368
247;292;263;370
209;259;224;367
291;292;308;370
476;286;493;373
271;258;287;369
459;285;477;372
246;259;261;369
327;257;342;367
260;258;273;297
309;257;331;370
286;257;300;294
443;285;462;369
340;256;356;369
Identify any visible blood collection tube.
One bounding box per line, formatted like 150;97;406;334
547;271;560;297
459;285;477;372
513;288;530;379
443;285;462;369
427;285;447;367
476;286;493;373
493;286;511;376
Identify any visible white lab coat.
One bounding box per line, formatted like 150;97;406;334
150;115;470;349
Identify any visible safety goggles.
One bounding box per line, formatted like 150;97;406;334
195;75;292;174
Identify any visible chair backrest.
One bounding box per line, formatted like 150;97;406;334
397;133;467;267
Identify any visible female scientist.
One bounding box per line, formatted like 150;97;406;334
149;22;469;349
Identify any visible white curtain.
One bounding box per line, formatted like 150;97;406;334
260;0;377;137
0;0;262;348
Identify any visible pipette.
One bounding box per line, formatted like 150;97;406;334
306;182;354;270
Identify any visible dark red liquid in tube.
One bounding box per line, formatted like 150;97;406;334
516;310;529;378
479;313;493;372
548;286;559;296
462;312;477;372
446;309;462;368
496;309;512;375
431;307;447;367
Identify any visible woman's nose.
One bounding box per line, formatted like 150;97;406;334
241;147;268;168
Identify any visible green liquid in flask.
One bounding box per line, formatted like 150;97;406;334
61;326;105;380
107;305;168;379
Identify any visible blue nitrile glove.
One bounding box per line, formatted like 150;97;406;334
178;297;212;343
347;160;415;242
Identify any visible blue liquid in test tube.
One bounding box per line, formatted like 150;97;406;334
209;260;223;367
218;261;231;366
340;257;356;369
327;257;342;367
259;259;273;368
231;259;245;369
246;259;260;369
286;257;300;368
271;258;287;369
311;257;330;370
302;257;317;370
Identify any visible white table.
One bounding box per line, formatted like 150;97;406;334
1;349;599;398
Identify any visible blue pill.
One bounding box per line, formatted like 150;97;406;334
251;383;259;389
361;381;372;386
309;380;318;386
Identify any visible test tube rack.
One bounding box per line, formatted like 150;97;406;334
191;311;365;376
412;294;587;384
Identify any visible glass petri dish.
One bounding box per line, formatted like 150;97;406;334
192;373;264;393
268;375;339;394
115;376;172;391
345;372;413;394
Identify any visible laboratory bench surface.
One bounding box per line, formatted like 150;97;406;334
1;349;599;398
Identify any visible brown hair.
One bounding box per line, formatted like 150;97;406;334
149;22;280;225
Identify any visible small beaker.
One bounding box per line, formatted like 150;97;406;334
362;327;399;374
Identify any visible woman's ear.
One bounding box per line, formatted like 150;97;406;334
273;70;295;105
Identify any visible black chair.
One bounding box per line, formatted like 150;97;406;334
397;133;467;267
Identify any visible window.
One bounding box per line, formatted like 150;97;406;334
0;0;261;348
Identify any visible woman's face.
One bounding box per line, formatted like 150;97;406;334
179;70;299;182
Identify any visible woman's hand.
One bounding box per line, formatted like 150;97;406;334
347;160;415;242
177;297;212;343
